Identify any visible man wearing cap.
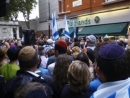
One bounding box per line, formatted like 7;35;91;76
91;44;130;98
2;46;52;98
86;35;97;50
48;40;74;75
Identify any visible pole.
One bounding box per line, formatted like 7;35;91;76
48;23;51;38
61;0;64;13
48;1;51;19
48;0;51;38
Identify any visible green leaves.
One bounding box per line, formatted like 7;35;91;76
4;0;37;21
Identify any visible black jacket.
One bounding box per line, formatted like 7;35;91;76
2;70;52;98
0;75;5;97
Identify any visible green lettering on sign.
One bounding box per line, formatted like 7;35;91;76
67;18;91;27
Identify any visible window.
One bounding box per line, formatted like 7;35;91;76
102;0;125;5
2;28;8;37
72;0;82;7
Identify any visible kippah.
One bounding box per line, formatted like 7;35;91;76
99;44;125;60
25;89;47;98
57;40;67;47
18;46;36;61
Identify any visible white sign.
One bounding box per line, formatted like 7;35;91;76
105;0;116;2
57;8;130;28
73;0;82;7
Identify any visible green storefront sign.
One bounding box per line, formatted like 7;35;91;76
67;18;91;27
67;16;100;27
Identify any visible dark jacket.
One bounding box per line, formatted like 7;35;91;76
51;79;67;98
0;75;5;97
36;70;53;86
2;70;52;98
61;84;91;98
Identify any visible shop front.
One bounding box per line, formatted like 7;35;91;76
58;7;130;36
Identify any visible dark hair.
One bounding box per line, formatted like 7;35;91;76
87;48;95;63
15;82;47;98
7;47;20;61
76;52;89;67
97;55;129;82
38;47;44;56
19;52;38;70
65;39;70;46
55;41;67;54
0;54;5;62
53;54;72;86
47;49;55;57
74;42;80;47
74;38;79;42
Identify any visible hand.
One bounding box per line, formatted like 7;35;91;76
81;45;87;54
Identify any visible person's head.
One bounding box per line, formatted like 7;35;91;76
47;39;53;45
0;42;10;63
71;46;80;59
47;49;55;57
74;38;79;43
96;44;129;83
68;61;90;93
7;46;20;61
15;82;47;98
86;35;97;46
53;54;72;85
38;47;45;56
55;40;67;57
74;42;80;47
76;52;89;67
18;46;38;71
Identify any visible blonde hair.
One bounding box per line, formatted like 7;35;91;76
67;60;90;93
71;46;80;59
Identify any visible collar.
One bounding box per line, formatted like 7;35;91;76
27;71;40;77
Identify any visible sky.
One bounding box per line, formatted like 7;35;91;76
18;0;39;21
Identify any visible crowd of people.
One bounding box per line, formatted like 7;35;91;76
0;32;130;98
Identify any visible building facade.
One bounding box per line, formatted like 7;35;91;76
37;0;59;36
37;0;130;36
57;0;130;36
0;21;19;39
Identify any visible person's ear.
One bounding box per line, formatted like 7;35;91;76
96;66;106;83
95;66;101;78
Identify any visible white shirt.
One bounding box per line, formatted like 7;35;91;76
41;56;48;68
48;62;55;75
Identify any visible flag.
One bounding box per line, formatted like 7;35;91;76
104;34;108;38
52;13;59;40
73;22;76;38
64;16;70;40
91;78;130;98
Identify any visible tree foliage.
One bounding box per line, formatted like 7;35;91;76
5;0;37;28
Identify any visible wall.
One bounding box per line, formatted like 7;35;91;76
59;0;130;17
0;21;19;39
39;0;59;22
